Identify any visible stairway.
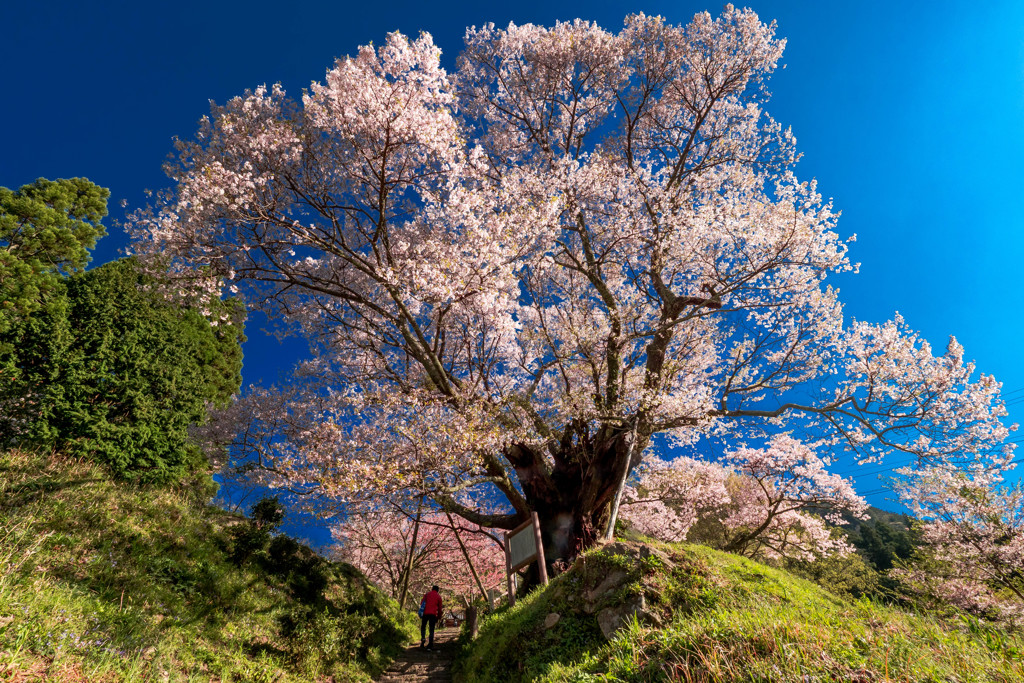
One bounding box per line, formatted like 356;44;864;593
377;627;459;682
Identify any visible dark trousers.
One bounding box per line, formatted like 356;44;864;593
420;614;437;646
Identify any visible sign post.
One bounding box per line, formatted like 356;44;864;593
503;511;548;607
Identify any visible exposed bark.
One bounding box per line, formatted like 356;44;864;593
503;426;649;569
604;422;640;540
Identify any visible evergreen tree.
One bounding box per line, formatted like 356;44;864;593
0;177;108;331
848;511;918;572
0;178;244;482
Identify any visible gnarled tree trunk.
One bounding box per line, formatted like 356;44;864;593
502;426;647;571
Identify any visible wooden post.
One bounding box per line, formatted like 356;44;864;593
604;421;639;541
466;604;479;639
503;530;516;607
398;496;423;609
532;511;548;585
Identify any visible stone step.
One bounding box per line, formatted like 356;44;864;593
375;627;458;682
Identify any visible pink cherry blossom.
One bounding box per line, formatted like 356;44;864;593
622;436;866;562
136;7;1015;566
331;507;506;608
893;467;1024;623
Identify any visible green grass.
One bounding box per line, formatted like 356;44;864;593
0;450;417;682
454;541;1024;682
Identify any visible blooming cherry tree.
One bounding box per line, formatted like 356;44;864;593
133;7;1014;566
620;456;731;542
622;436;867;561
893;467;1024;622
331;508;505;609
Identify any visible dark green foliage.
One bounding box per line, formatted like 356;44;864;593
230;497;285;564
840;507;921;601
849;513;918;572
235;506;334;606
1;176;242;482
229;523;271;565
251;496;285;530
0;177;108;329
0;258;244;483
266;536;307;575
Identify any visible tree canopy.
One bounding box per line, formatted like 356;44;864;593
0;177;108;331
621;435;868;562
131;8;1015;563
894;467;1024;622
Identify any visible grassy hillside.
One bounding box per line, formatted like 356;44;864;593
455;541;1024;682
0;450;416;682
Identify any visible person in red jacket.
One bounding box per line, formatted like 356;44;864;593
419;585;443;649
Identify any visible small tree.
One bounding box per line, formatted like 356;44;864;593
893;467;1024;623
622;436;867;562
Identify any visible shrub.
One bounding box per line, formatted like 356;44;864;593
1;258;244;482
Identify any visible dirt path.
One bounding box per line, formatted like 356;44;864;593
377;627;459;682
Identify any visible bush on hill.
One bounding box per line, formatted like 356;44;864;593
1;258;244;483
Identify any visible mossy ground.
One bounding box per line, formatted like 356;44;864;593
0;450;417;682
454;541;1024;682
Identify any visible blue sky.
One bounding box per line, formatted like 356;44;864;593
4;0;1024;531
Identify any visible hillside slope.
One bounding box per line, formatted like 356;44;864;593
455;541;1023;682
0;450;416;682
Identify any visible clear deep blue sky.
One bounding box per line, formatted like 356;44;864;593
4;0;1024;530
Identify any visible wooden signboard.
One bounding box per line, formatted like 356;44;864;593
503;512;547;606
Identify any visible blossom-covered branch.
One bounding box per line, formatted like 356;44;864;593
331;507;506;608
622;436;867;562
134;6;1014;564
893;467;1024;622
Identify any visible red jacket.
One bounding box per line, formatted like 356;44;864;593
422;589;442;617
